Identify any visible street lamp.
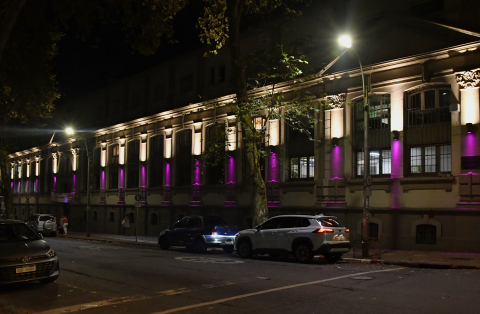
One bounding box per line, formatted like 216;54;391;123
66;128;91;237
339;35;370;258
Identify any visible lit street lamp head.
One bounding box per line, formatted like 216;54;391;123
66;127;74;135
339;35;352;48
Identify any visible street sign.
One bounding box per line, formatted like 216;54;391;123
135;194;142;201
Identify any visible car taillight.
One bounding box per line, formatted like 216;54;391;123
212;227;217;236
345;229;350;233
35;221;39;225
313;228;334;233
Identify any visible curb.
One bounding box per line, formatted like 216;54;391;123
64;235;158;248
343;258;480;270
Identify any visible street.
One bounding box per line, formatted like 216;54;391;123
1;237;479;314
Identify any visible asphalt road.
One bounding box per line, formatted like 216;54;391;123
1;237;479;314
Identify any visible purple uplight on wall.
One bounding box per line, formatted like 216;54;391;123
101;170;105;189
391;139;402;209
463;133;478;157
72;174;76;192
53;176;57;192
11;182;13;192
194;159;201;185
26;181;29;193
331;145;343;179
35;179;39;193
227;156;236;183
268;153;278;182
141;165;146;187
165;163;171;186
120;169;124;188
18;181;21;194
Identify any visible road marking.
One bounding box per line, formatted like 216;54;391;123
78;245;120;250
151;267;403;314
175;256;244;264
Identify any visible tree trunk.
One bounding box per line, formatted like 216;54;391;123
0;0;26;63
227;0;269;227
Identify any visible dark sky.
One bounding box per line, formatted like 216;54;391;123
54;5;202;106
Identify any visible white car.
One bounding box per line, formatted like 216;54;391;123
234;214;350;263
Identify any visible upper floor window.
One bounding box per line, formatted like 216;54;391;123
176;130;192;186
110;145;119;165
206;124;225;185
92;148;101;190
127;140;140;188
287;116;314;181
406;87;451;127
149;136;164;187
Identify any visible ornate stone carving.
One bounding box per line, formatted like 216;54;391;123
324;94;346;109
456;69;480;89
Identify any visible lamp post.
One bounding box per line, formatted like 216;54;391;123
66;128;91;237
339;35;370;258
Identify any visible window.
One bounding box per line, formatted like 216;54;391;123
93;211;98;221
357;150;391;176
149;136;164;187
406;87;451;127
109;145;119;189
290;157;314;179
109;212;115;222
127;140;140;188
416;224;436;244
150;213;158;225
409;145;451;175
176;131;192;186
173;218;187;229
261;217;281;230
206;124;225;185
92;148;101;190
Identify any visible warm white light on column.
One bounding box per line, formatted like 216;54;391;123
390;90;404;131
330;108;344;139
11;165;14;179
26;160;30;178
52;154;57;174
268;119;279;146
35;157;40;176
18;163;22;179
119;138;125;165
461;87;480;125
226;126;237;151
140;133;147;162
164;137;172;158
193;132;202;155
101;142;107;167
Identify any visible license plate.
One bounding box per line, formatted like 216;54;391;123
16;265;36;274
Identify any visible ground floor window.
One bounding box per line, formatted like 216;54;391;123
410;144;451;175
416;224;436;244
357;149;391;176
290;156;314;179
151;213;158;225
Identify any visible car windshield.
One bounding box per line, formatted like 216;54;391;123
317;218;343;227
0;223;40;243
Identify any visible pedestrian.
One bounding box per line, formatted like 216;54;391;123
122;215;130;236
62;215;69;235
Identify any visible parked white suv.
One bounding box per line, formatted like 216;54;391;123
234;214;350;263
26;214;57;237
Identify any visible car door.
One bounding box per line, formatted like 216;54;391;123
275;217;302;250
169;218;188;245
254;217;282;250
183;217;202;245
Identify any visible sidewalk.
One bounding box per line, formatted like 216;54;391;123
62;231;480;270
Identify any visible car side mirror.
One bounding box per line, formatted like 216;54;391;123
255;225;261;232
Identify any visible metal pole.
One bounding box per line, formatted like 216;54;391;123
135;205;138;243
351;49;370;258
84;140;91;238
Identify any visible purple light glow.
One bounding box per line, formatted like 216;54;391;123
391;139;402;209
268;153;278;182
26;181;29;193
227;156;236;183
141;166;146;187
35;179;39;193
463;133;478;157
194;159;201;185
18;181;21;193
72;174;76;192
165;163;171;186
53;176;56;192
331;146;343;179
120;169;124;188
11;182;13;191
101;170;105;189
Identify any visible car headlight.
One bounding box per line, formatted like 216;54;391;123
46;248;56;258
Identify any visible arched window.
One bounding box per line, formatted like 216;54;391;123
149;136;164;187
206;124;225;185
57;154;72;193
416;224;436;244
127;140;140;188
109;144;119;189
287;117;314;180
354;94;391;177
176;130;192;186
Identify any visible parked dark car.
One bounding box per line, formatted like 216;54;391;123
158;215;239;253
0;219;60;285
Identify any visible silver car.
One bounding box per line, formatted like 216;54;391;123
234;214;351;263
0;219;60;285
26;214;57;237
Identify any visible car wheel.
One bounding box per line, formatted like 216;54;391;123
294;243;313;263
324;253;342;262
237;240;253;258
223;246;234;254
193;238;207;254
159;237;170;250
40;277;58;284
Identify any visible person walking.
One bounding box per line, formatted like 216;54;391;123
122;215;130;236
62;215;69;235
